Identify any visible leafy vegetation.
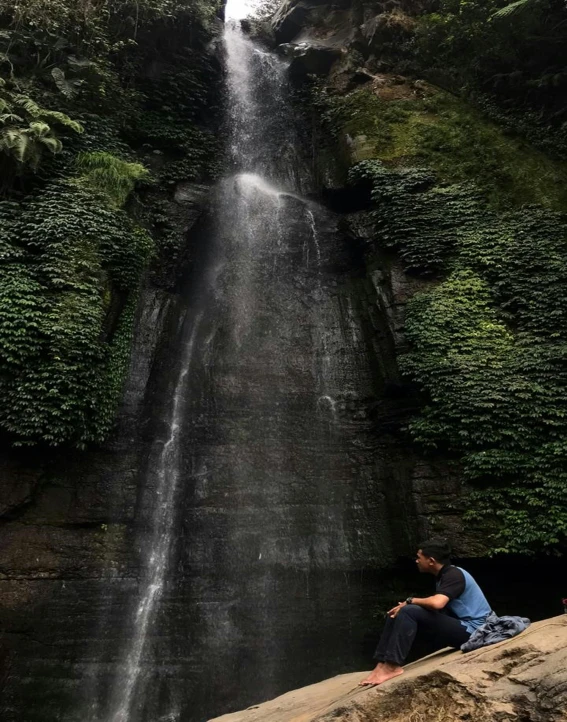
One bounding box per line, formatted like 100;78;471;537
349;159;567;553
0;79;83;186
314;84;567;211
301;0;567;553
0;0;222;446
411;0;567;152
0;182;152;446
76;151;149;207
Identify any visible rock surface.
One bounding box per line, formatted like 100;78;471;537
209;615;567;722
278;41;342;78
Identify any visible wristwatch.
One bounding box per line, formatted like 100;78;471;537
405;596;414;604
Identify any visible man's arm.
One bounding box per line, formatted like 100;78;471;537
388;566;466;618
407;594;450;611
387;594;449;617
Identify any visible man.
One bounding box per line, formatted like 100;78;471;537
360;538;491;686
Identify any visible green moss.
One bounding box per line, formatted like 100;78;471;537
321;86;567;210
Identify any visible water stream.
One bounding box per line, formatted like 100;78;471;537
91;14;392;722
105;313;203;722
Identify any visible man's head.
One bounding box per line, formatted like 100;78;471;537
416;538;452;574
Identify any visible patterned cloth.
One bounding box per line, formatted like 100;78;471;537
461;611;530;652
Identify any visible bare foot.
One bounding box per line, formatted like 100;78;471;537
359;662;404;686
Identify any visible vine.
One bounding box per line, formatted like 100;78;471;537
0;181;153;446
0;0;222;447
349;159;567;553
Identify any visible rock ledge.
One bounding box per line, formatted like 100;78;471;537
209;616;567;722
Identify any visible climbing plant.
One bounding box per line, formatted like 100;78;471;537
349;159;567;553
0;180;153;446
0;0;222;447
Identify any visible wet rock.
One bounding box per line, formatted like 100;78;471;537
173;181;211;207
272;0;326;44
0;456;45;517
272;0;353;44
279;41;341;77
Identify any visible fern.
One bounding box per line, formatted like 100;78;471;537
0;113;24;124
11;94;42;116
12;94;83;133
1;122;62;167
1;127;31;162
492;0;539;19
0;88;82;173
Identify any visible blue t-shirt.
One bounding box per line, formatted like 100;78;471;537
436;565;491;634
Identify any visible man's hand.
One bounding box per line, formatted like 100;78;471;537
387;601;407;618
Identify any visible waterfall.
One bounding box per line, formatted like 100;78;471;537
104;313;203;722
90;12;393;722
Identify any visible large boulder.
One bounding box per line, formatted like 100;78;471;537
272;0;351;44
278;41;342;77
272;0;327;43
208;615;567;722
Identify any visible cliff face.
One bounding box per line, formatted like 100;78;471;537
0;1;227;717
1;2;566;721
0;6;475;720
0;194;212;721
0;8;416;721
271;0;567;556
269;0;486;554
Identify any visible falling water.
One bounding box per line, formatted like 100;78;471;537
104;314;203;722
92;11;393;722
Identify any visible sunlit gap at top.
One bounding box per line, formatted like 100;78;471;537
225;0;261;20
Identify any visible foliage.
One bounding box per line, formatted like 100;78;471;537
76;151;149;207
316;85;567;210
0;180;153;446
300;0;567;554
0;0;222;446
0;81;83;178
492;0;540;18
412;0;567;127
349;159;567;553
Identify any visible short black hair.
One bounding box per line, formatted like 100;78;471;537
418;538;452;564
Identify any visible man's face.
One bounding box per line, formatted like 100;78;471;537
416;550;434;573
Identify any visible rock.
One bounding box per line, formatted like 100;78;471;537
272;0;352;44
208;616;567;722
360;10;416;56
272;0;327;44
173;181;211;207
278;41;341;77
0;456;45;517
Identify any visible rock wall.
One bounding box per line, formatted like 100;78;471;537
275;0;567;558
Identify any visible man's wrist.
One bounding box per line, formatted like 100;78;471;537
405;596;414;605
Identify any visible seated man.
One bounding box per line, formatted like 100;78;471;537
360;538;491;686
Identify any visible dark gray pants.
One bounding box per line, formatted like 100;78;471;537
373;604;470;666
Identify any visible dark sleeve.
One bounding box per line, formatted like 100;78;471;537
437;567;465;600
